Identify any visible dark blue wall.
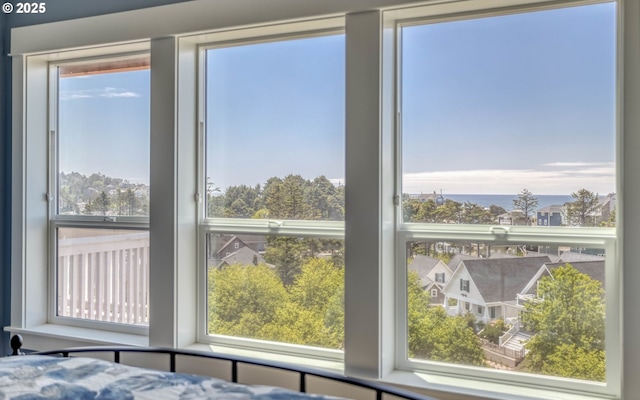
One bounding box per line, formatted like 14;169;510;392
0;0;191;355
1;10;8;356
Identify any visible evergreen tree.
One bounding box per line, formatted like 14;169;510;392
513;189;538;226
566;189;600;227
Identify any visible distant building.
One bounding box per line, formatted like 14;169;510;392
597;193;616;224
409;191;446;206
536;205;564;227
207;234;267;264
215;246;267;269
497;210;526;225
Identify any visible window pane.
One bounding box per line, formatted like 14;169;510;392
205;35;345;220
207;233;344;349
57;227;149;326
407;239;606;382
401;3;616;226
57;57;150;217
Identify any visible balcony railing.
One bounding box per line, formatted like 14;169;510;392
57;232;149;326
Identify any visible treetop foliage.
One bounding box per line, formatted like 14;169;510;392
208;174;344;221
59;171;148;216
523;263;605;381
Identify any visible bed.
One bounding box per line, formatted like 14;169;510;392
3;335;438;400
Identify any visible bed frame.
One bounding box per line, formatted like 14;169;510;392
9;334;437;400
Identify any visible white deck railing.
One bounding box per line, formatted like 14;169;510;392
499;319;520;346
57;232;149;326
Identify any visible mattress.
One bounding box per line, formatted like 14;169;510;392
0;355;346;399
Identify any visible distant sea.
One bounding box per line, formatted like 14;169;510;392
442;194;575;211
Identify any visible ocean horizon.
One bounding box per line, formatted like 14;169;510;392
434;194;578;211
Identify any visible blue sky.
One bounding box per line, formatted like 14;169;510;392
59;70;150;184
58;1;616;196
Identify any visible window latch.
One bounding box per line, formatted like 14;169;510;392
490;226;509;238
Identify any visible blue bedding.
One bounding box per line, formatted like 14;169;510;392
0;355;346;399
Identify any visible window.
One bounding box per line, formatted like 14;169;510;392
431;289;438;297
51;55;150;332
435;272;445;283
201;33;345;352
10;1;632;399
398;0;617;394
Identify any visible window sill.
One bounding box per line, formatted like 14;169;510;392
381;370;615;400
3;326;615;400
4;324;149;350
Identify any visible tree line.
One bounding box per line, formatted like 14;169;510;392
208;174;344;221
403;188;614;227
59;171;149;216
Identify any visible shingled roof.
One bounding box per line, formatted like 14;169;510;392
216;246;266;269
558;251;605;263
460;256;551;303
545;260;605;286
447;253;478;272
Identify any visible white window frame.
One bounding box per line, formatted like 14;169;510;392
390;1;621;398
9;0;640;398
46;54;151;335
194;20;346;360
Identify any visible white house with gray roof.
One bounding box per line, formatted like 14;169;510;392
443;256;551;323
408;255;453;305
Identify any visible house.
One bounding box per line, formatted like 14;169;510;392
558;250;606;263
536;205;564;226
213;246;268;269
409;191;445;205
598;193;616;224
446;253;478;272
207;234;267;261
496;209;528;225
443;256;551;323
408;254;453;305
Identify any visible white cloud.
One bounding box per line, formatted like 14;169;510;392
401;164;615;195
60;87;141;100
287;162;616;195
541;161;613;168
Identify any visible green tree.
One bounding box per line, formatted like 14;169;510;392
566;189;600;227
435;200;463;223
523;263;605;380
305;175;342;220
208;264;288;338
262;258;344;348
489;204;507;217
265;236;308;286
416;199;438;223
600;209;616;227
94;191;111;215
461;201;493;224
513;189;538;226
208;258;344;348
125;188;137;216
263;177;285;218
282;174;308;219
223;184;261;217
407;272;484;365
